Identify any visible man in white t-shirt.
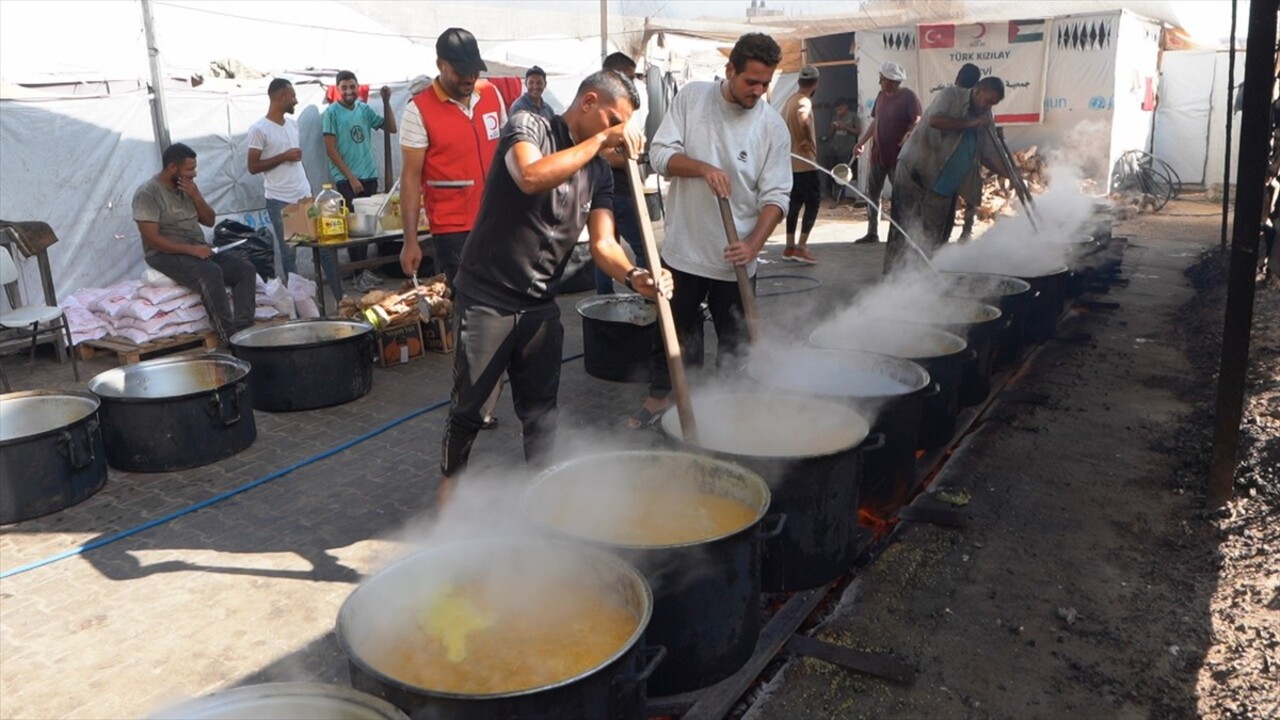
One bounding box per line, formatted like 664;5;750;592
248;78;332;292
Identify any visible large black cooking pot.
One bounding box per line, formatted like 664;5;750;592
866;300;1002;408
809;319;970;451
575;296;656;383
934;257;1069;346
0;390;108;524
660;392;875;592
148;683;408;719
88;355;255;472
337;539;661;720
746;348;932;513
940;272;1033;368
525;451;778;696
230;319;374;411
1057;234;1101;298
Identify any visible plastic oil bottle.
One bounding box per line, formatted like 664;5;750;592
315;184;348;244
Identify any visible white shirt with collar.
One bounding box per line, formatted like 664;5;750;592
399;81;508;150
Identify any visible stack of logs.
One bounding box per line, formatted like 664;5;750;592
337;273;452;325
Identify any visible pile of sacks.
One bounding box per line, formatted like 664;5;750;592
60;271;320;346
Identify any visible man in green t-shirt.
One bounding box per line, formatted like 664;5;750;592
322;70;397;285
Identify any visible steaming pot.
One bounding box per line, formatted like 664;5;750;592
809;320;970;451
88;354;255;472
526;451;778;696
660;392;877;592
230;319;374;411
867;300;1004;407
336;538;661;720
0;389;108;524
940;272;1033;367
933;256;1069;345
746;347;932;512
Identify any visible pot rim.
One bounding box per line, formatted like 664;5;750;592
661;391;872;459
575;294;657;322
146;682;408;720
869;299;1002;327
87;353;251;403
808;321;968;360
938;271;1033;297
746;347;932;399
335;537;653;701
523;450;770;550
0;389;100;445
230;318;373;350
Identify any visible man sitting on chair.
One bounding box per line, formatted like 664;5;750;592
133;143;256;342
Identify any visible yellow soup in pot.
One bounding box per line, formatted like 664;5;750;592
377;580;639;695
546;488;758;546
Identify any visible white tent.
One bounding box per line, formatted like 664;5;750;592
852;9;1163;192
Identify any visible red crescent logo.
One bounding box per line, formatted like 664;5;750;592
974;23;987;39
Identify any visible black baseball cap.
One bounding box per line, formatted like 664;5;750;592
437;27;487;75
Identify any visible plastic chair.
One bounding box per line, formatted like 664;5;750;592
0;245;79;381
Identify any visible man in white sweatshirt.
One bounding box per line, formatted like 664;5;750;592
627;32;792;428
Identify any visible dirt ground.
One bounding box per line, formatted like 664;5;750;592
747;196;1279;720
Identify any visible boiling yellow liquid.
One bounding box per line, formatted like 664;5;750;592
548;488;757;546
376;581;638;695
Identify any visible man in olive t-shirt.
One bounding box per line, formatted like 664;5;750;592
133;143;256;342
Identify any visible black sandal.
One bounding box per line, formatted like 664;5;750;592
624;405;665;430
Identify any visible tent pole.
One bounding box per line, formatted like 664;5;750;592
140;0;172;154
1206;0;1279;509
600;0;608;62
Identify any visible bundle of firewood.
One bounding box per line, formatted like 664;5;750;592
336;273;453;324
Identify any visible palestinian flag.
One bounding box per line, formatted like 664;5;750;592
1009;19;1045;43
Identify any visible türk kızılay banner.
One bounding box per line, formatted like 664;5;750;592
917;19;1051;125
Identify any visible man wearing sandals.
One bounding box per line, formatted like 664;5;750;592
437;70;671;503
627;33;791;429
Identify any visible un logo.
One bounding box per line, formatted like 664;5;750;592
1088;96;1106;110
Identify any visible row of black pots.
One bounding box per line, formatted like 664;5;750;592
0;319;377;523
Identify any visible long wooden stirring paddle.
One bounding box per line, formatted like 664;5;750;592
717;197;761;343
626;158;697;442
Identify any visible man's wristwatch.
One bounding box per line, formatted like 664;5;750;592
623;267;645;291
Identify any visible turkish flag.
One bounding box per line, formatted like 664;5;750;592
920;24;955;49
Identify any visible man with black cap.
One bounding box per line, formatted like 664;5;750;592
510;66;556;122
781;64;821;264
400;27;508;430
399;27;508;288
854;61;921;245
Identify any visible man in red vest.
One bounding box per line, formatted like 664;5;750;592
399;27;508;287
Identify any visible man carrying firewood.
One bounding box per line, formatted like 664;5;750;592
886;75;1013;273
436;70;672;504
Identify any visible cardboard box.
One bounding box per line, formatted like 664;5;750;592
280;198;316;242
373;319;425;367
422;316;455;354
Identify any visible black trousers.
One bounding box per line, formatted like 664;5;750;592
785;171;821;236
648;267;754;399
440;294;563;477
432;231;469;289
336;178;379;263
145;251;256;341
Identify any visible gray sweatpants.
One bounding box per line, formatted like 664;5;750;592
885;164;955;274
145;251;257;341
439;293;563;478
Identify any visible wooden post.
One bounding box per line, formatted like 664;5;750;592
1206;0;1278;508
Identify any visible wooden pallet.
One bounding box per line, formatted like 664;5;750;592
77;331;219;364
